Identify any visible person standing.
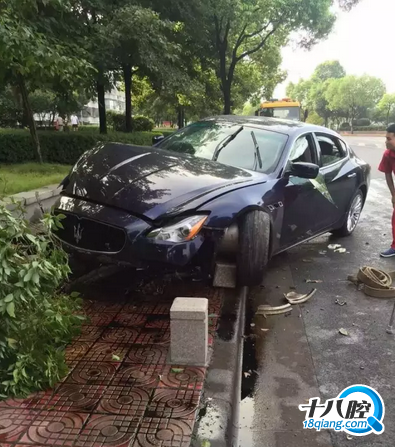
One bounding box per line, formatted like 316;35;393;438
57;115;64;132
71;114;79;131
379;124;395;257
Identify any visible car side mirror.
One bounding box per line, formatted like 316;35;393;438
288;162;319;179
152;135;165;146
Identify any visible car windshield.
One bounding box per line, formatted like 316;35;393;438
260;107;300;120
158;121;288;173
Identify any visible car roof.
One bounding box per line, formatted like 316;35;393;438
202;115;341;138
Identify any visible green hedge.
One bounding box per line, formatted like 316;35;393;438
0;130;166;165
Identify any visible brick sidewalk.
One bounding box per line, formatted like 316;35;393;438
0;282;223;447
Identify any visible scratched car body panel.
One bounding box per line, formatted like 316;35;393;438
54;116;371;286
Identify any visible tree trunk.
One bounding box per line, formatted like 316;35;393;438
177;105;185;129
123;64;132;132
18;75;43;163
97;80;107;134
223;81;232;115
387;108;390;126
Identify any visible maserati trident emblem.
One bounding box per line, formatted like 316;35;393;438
73;223;84;244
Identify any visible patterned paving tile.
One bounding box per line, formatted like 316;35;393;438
96;386;152;417
132;418;193;447
45;384;104;413
0;408;39;443
135;329;170;346
100;327;139;345
146;389;200;419
112;364;164;389
74;326;105;343
112;313;147;328
158;366;205;390
76;414;139;447
84;313;118;327
19;410;88;446
0;391;52;411
126;345;168;365
65;342;94;362
83;343;129;363
0;285;224;447
65;361;119;386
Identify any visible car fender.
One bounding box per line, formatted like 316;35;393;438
200;180;286;256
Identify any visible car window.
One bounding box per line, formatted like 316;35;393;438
216;128;287;172
315;134;346;166
288;134;317;164
158;121;288;173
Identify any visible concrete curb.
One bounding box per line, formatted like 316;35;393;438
192;287;246;447
0;184;62;222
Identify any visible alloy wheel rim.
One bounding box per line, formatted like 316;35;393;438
347;194;363;233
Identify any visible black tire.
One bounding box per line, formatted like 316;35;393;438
331;189;364;237
237;211;270;287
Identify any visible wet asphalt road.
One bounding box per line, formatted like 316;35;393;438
239;138;395;446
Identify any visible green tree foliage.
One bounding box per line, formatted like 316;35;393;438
0;204;85;397
0;0;93;161
311;60;346;82
376;93;395;125
325;75;386;132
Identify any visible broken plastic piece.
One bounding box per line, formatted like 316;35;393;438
335;299;347;306
306;279;322;283
334;248;347;253
284;288;317;304
339;328;349;336
328;244;342;250
256;303;292;316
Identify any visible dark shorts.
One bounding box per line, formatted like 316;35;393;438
72;124;78;128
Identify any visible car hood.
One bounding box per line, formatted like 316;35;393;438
64;143;267;220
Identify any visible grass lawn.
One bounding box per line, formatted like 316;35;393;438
0;163;71;196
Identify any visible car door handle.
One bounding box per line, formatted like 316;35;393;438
347;173;356;178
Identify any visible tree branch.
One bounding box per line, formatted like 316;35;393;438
236;25;278;62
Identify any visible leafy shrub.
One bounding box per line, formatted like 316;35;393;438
352;118;371;127
133;116;154;132
106;111;154;132
0;203;85;397
0;129;165;164
354;125;386;131
339;122;351;131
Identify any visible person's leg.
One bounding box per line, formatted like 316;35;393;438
380;207;395;257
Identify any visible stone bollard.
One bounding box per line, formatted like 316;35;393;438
170;297;208;367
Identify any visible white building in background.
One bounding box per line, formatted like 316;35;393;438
81;88;126;125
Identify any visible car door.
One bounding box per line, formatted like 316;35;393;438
280;133;327;248
313;133;357;228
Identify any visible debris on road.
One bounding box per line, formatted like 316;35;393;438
334;247;347;253
285;289;317;304
305;279;322;283
256;303;292;316
348;266;395;298
335;299;347;306
328;244;342;250
339;328;349;336
319;250;327;255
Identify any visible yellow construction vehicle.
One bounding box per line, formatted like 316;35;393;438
255;98;301;121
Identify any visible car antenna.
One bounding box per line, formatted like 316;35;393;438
251;130;263;169
213;126;244;161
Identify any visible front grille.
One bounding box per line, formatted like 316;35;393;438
54;212;126;253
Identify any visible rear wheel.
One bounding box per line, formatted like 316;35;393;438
237;211;270;287
331;189;364;237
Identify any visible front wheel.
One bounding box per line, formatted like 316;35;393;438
331;189;364;237
236;211;270;287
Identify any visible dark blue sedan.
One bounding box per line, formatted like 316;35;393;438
54;116;371;286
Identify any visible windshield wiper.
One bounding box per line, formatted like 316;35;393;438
213;126;244;161
251;130;263;169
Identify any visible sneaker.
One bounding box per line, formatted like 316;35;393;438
380;248;395;258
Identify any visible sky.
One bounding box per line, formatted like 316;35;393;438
274;0;395;98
